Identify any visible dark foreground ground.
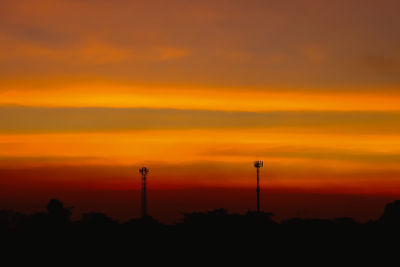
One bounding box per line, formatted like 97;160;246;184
2;199;400;266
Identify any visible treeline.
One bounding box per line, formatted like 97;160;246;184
2;199;400;265
2;199;400;231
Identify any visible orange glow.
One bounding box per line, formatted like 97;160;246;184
2;130;400;159
1;130;400;194
1;84;400;111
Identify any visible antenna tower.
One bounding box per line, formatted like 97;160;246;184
254;161;264;213
139;167;149;218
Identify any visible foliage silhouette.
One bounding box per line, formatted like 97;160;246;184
1;199;400;265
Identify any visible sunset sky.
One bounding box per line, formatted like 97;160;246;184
1;0;400;221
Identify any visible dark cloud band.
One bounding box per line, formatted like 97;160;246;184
1;106;400;133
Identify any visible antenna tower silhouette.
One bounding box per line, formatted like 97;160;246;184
139;167;149;218
254;161;263;213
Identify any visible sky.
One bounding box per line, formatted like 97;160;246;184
1;0;400;221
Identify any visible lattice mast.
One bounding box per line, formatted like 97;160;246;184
254;161;264;213
139;167;149;218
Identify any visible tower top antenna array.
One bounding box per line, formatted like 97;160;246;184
254;161;263;168
139;167;149;176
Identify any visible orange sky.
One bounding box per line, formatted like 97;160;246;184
1;0;400;219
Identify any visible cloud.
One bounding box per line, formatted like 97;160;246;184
202;146;400;164
301;45;326;63
361;55;400;73
0;40;132;64
0;39;190;65
156;47;190;61
0;0;399;87
76;42;132;64
1;107;400;133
